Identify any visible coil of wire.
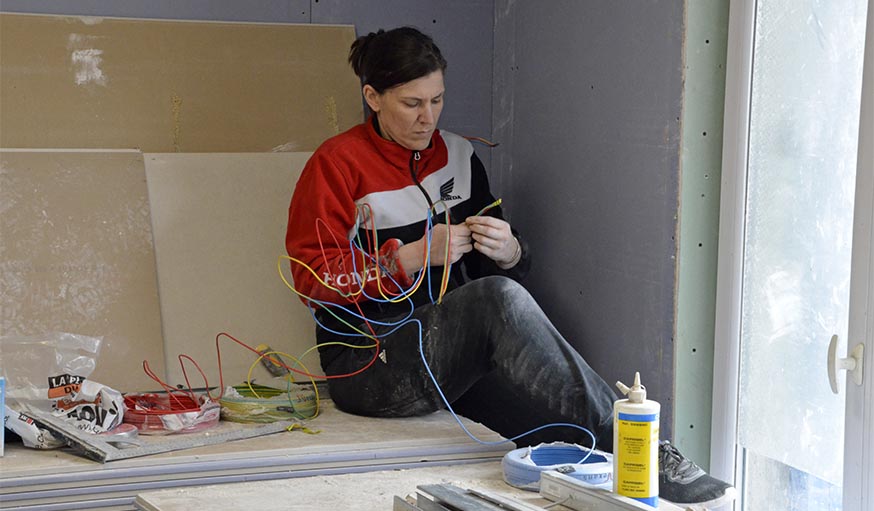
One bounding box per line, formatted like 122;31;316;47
123;393;220;435
219;382;317;423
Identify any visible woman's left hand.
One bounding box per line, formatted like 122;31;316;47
465;215;520;267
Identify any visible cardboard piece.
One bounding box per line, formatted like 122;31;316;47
144;152;320;386
0;13;363;152
0;149;166;392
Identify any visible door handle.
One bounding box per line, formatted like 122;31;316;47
827;334;865;394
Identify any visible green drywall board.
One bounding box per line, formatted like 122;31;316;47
675;0;730;471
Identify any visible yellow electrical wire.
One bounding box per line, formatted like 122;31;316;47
221;351;319;422
476;198;502;217
294;340;378;364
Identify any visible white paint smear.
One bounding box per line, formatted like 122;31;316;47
78;16;104;25
71;49;108;86
271;141;300;152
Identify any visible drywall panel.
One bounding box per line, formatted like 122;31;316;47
145;152;320;387
0;2;495;173
0;13;362;152
0;149;165;392
493;0;684;440
0;0;311;23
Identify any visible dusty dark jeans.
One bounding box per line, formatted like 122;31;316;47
324;275;617;450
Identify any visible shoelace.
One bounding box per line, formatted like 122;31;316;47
659;441;702;480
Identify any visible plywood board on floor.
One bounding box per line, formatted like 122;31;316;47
144;152;319;386
134;461;545;511
0;13;362;152
0;149;165;392
0;401;511;510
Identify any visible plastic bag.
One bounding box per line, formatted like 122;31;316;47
0;332;123;436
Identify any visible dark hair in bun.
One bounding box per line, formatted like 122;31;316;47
348;27;447;93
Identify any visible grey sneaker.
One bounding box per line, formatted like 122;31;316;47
659;441;737;510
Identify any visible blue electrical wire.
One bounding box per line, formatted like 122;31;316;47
411;317;596;452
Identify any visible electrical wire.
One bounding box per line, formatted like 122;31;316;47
285;201;597;452
244;349;320;419
125;360;219;434
476;198;502;217
462;135;499;147
218;352;320;424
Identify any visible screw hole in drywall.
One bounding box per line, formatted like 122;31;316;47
690;424;695;429
432;19;437;24
702;131;707;136
705;39;710;44
692;348;697;353
698;243;703;247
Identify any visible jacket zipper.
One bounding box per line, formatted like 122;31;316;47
409;150;435;215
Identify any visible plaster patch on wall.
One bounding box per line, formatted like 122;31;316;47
67;34;108;87
171;94;183;152
71;48;108;86
324;96;339;134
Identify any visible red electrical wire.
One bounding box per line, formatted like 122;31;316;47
124;360;218;434
214;331;381;382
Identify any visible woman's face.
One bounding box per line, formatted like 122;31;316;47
364;70;445;151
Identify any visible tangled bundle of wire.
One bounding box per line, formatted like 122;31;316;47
123;392;220;435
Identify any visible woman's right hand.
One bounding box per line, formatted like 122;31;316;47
397;223;473;274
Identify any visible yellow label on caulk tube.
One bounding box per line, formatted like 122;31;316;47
613;372;660;507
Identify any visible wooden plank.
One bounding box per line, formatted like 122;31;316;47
143;152;320;385
394;495;427;511
0;13;363;152
133;462;554;511
0;149;165;392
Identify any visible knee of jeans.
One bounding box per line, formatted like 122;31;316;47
475;276;536;309
476;275;523;294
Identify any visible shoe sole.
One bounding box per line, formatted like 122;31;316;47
663;487;738;510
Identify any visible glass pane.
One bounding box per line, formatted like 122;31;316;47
737;0;867;507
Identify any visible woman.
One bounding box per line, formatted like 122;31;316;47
286;26;732;508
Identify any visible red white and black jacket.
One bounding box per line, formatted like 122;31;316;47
286;117;529;365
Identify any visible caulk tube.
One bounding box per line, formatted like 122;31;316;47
613;372;660;507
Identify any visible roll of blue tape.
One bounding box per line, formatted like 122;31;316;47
502;442;613;491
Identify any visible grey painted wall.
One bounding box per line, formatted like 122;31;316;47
492;0;683;439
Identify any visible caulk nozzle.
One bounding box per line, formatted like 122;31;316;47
616;371;647;402
616;380;631;395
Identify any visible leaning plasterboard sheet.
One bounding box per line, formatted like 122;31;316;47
0;13;362;152
144;152;321;387
0;149;166;392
